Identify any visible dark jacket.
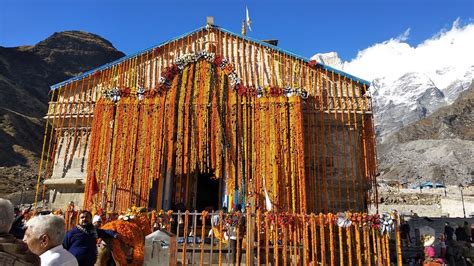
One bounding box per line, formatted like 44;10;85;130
455;226;468;242
63;225;117;266
9;215;26;239
444;225;454;241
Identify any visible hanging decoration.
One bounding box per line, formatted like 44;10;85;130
41;29;376;216
103;87;121;102
336;212;352;228
84;56;307;213
102;51;309;101
379;212;394;235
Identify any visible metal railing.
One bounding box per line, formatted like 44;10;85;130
149;210;402;265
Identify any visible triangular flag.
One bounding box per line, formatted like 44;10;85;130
88;170;99;202
262;177;272;211
246;6;252;32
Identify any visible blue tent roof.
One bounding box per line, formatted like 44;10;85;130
412;182;446;189
50;25;370;90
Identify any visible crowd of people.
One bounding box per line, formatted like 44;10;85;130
399;218;474;265
0;198;119;266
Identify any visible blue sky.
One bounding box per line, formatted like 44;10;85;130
1;0;472;61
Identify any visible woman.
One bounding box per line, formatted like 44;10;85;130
423;235;445;266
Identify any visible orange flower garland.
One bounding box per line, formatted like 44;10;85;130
77;49;376;216
101;219;145;266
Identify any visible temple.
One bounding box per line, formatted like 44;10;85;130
38;23;377;214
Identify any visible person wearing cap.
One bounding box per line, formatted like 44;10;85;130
423;235;444;265
92;215;103;229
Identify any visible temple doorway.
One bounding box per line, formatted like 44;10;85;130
195;171;220;212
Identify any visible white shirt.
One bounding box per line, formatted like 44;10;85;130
40;245;78;266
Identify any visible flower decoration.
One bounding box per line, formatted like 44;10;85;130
101;219;145;266
236;84;248;96
297;88;309;99
103;87;121;102
101;51;310;101
121;87;131;97
379;213;394;235
337;212;352;228
270;87;282;97
137;87;145;101
213;55;224;66
277;212;295;227
144;89;157;98
228;72;241;86
256;87;264;98
370;214;381;230
308;60;318;68
283;87;294;97
156;51;309;99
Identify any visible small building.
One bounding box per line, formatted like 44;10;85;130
38;23;377;214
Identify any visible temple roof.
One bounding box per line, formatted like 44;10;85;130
51;25;370;90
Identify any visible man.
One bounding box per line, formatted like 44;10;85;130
400;220;411;247
0;198;40;265
228;204;246;265
454;223;468;242
63;210;117;266
10;205;32;240
23;215;77;266
463;221;472;242
211;207;228;244
444;222;454;242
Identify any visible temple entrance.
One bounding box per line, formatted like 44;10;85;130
195;171;220;212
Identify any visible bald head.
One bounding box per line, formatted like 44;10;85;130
0;198;15;233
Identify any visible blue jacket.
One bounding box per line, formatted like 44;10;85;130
63;226;116;266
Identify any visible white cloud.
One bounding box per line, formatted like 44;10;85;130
343;19;474;89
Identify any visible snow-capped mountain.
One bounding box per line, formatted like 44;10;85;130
310;52;343;70
311;21;474;185
311;52;474;143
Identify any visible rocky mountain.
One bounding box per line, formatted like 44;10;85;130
371;73;446;142
0;31;125;197
371;69;473;142
393;82;474;142
312;52;473;186
377;83;474;185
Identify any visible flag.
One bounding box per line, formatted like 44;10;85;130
246;6;252;32
87;170;99;202
262;177;272;211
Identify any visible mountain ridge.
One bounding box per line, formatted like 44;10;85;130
0;31;125;196
312;51;473;185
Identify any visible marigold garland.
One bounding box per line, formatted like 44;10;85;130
81;49;376;215
101;219;145;266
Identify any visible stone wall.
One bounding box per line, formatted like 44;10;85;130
46;132;89;209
